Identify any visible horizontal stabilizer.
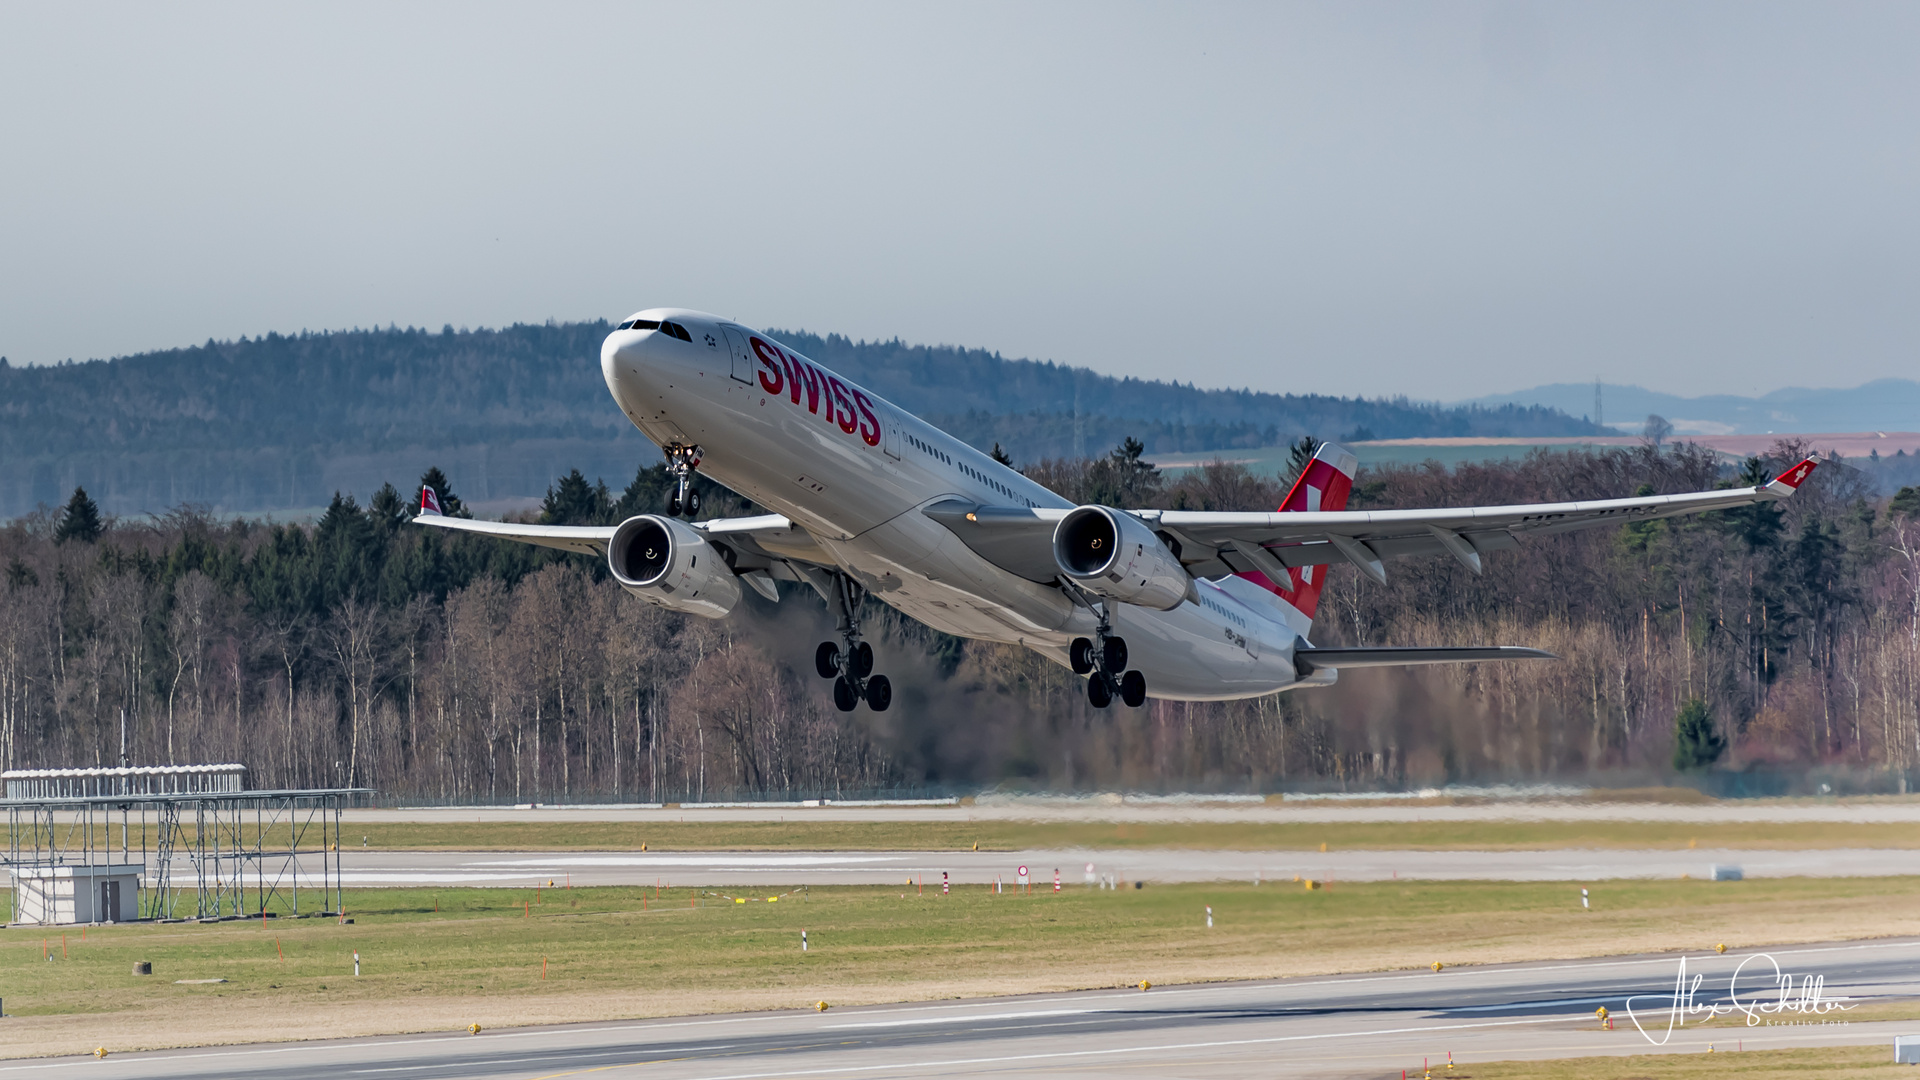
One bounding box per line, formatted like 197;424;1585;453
1294;645;1554;674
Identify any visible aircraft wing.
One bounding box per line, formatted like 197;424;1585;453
411;510;834;570
410;514;616;555
926;457;1818;584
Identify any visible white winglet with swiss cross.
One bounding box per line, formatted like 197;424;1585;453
1764;458;1819;497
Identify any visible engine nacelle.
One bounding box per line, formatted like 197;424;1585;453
606;514;741;619
1052;506;1192;611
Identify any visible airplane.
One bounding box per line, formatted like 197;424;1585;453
414;307;1818;714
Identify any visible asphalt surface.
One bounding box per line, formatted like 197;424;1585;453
211;846;1918;888
11;938;1917;1079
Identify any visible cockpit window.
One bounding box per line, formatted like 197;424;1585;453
617;318;662;331
659;321;693;342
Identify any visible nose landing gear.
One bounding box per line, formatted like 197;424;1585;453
813;571;891;712
1063;585;1148;709
664;443;704;518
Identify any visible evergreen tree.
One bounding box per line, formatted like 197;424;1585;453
1672;698;1726;771
418;466;470;518
368;482;409;539
54;486;104;544
989;442;1015;467
1720;457;1785;550
1280;436;1323;492
1891;486;1920;520
1083;437;1162;507
540;469;612;526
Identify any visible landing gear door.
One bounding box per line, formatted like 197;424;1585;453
719;325;753;385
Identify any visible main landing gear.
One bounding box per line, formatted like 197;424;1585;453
1065;592;1147;710
664;443;703;518
813;571;891;713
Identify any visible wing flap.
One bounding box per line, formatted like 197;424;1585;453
1294;645;1555;672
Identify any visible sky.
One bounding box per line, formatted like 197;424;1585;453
2;2;1916;401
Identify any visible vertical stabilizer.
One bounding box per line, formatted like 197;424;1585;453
1228;441;1358;633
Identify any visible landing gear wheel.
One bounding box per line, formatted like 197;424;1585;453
1069;637;1095;675
864;674;892;712
1119;670;1147;708
815;642;841;680
849;641;874;680
1086;674;1113;709
832;676;859;713
1102;636;1129;674
663;443;704;519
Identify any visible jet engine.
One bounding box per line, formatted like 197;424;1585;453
1052;506;1192;611
606;514;741;619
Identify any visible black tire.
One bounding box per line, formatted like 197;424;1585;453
667;491;683;517
850;641;874;679
1069;637;1095;675
832;676;859;713
815;642;841;679
685;490;702;516
1086;673;1113;709
1103;636;1128;674
864;674;892;712
1119;669;1147;708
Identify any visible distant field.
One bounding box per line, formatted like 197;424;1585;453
4;877;1920;1058
1149;440;1620;478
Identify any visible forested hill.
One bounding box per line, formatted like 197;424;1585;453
1;322;1594;517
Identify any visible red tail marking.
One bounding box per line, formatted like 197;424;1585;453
420;487;444;516
1236;451;1355;622
1769;457;1818;491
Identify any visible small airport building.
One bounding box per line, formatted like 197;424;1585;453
12;863;142;924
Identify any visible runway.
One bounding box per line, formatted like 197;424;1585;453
14;938;1917;1079
213;846;1917;888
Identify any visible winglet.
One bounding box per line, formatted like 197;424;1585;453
419;486;444;516
1764;457;1818;497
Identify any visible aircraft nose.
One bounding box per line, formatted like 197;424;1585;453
601;326;657;385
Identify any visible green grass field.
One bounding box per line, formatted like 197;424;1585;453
1466;1045;1908;1079
18;816;1920;855
5;876;1920;1057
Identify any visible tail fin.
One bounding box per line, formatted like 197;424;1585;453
419;486;444;516
1234;441;1358;628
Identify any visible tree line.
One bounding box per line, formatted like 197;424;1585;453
4;442;1917;798
2;322;1600;519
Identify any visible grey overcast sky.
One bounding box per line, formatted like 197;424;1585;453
1;3;1915;400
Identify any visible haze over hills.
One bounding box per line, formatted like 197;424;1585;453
0;323;1595;519
1462;379;1920;436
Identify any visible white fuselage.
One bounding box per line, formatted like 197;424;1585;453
601;309;1307;700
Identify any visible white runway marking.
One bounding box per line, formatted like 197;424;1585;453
825;1008;1099;1030
471;855;909;867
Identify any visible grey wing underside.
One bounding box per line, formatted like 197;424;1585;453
922;475;1798;585
409;513;838;584
1293;645;1555;672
